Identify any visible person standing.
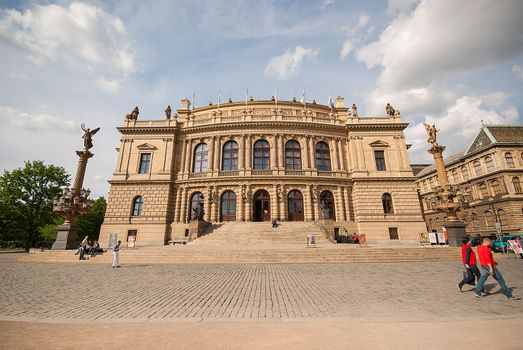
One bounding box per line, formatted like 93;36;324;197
457;238;485;293
112;240;121;268
475;238;520;300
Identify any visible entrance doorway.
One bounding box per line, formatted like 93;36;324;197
287;190;304;221
320;191;335;220
253;190;270;221
220;191;237;221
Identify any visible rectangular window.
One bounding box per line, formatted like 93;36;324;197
374;150;386;171
389;228;399;240
139;153;151;174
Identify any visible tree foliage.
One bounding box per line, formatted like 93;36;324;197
76;197;107;242
0;161;70;251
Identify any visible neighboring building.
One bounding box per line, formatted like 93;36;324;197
416;125;523;236
99;97;426;246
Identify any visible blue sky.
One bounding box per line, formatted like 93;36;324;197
1;0;522;198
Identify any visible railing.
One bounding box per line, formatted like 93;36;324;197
188;172;207;178
285;170;305;176
219;170;239;176
317;171;334;176
252;170;273;176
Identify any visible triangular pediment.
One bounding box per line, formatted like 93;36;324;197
369;140;390;147
464;129;492;155
136;143;157;150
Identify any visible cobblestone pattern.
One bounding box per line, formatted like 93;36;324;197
0;256;521;322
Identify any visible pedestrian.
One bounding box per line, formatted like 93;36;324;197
457;238;486;293
475;238;520;300
112;240;121;268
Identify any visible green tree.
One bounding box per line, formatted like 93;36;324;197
76;197;107;242
0;161;69;252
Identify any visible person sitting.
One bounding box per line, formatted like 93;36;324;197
272;220;278;228
89;241;101;257
352;232;359;244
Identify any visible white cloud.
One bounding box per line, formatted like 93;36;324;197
264;46;319;80
0;2;135;74
480;91;510;108
321;0;336;10
357;1;523;91
339;41;354;60
339;14;370;60
97;76;122;93
0;106;76;132
387;0;419;15
406;95;519;162
513;65;523;81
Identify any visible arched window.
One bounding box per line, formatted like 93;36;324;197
222;141;239;170
253;140;270;170
452;170;460;184
474;161;482;176
382;193;394;214
464;186;473;201
485;210;495;228
505;152;515;168
484;156;494;172
479;182;489;198
132;196;143;216
285;140;302;170
461;166;469;180
315;142;331;171
512;176;522;194
491;180;501;196
189;192;204;221
193;143;208;173
497;209;507;229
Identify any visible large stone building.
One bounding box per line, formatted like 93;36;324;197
99;97;426;246
416;125;523;236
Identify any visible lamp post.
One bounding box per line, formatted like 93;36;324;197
51;124;99;249
423;122;467;246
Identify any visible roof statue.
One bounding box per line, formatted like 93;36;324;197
81;123;100;151
423;121;439;145
165;105;172;120
351;104;358;117
126;106;140;120
385;103;395;117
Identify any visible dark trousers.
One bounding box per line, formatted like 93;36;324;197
460;264;481;286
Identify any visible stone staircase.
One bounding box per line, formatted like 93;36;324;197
191;221;329;246
20;244;469;264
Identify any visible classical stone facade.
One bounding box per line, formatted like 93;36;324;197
416;125;523;236
99;97;426;246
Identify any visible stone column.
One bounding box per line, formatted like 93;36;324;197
270;136;276;171
239;186;245;221
246;135;252;170
348;136;359;170
344;187;351;221
209;137;215;172
308;137;315;170
175;186;183;222
331;138;339;171
239;135;245;170
301;136;310;169
245;185;252;221
278;134;285;170
270;185;277;220
204;187;211;222
338;139;346;171
184;139;192;173
116;139;126;172
279;185;286;221
356;137;366;169
336;186;344;221
181;187;189;223
213;137;220;172
124;139;133;176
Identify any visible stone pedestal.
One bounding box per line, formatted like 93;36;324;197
51;223;78;250
443;221;467;247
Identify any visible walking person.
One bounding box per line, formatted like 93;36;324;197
112;240;121;268
475;238;520;300
457;238;486;293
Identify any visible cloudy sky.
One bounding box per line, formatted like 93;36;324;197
1;0;522;198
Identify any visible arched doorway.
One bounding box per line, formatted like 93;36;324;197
220;191;237;221
253;190;270;221
319;191;335;220
287;190;304;221
189;192;204;221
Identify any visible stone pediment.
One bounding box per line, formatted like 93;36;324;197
369;140;390;147
136;143;157;150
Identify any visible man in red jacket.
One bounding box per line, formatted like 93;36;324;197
458;238;484;292
475;238;520;300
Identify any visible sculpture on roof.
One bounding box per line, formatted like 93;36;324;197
423;121;439;146
126;106;139;120
385;103;395;117
165;105;171;120
351;104;358;117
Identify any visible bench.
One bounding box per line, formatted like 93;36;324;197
168;238;189;246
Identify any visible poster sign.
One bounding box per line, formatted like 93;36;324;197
358;234;367;247
507;240;523;254
127;234;136;248
429;232;438;244
419;232;429;244
307;234;316;247
495;222;502;235
437;231;446;245
109;234;117;248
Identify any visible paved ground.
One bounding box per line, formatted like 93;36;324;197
0;253;522;349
